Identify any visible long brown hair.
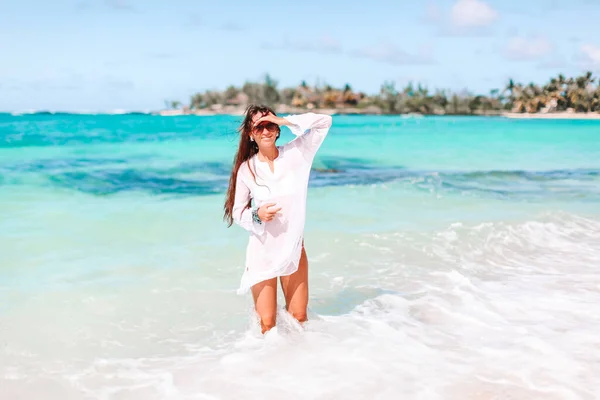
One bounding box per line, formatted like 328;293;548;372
223;104;280;227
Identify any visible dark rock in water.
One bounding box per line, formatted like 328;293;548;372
314;168;342;173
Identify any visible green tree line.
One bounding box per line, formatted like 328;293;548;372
186;72;600;115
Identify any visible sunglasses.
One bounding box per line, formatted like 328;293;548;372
253;122;278;133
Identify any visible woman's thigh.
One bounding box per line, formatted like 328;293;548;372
280;247;308;321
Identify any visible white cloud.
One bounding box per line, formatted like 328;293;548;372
263;36;434;66
424;0;498;36
581;44;600;67
451;0;498;28
505;36;553;61
351;43;434;65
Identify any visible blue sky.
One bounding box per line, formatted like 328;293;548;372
1;0;599;111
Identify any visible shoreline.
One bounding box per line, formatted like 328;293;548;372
158;109;600;119
6;110;600;120
502;112;600;120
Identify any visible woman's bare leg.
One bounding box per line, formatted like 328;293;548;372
280;246;309;324
251;278;277;334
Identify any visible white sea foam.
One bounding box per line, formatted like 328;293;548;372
2;212;599;399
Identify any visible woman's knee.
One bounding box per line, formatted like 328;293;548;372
259;312;277;332
289;309;307;323
251;278;277;333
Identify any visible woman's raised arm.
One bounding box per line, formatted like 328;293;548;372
284;112;333;162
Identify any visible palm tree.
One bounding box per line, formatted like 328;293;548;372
223;85;240;104
431;89;448;113
202;91;222;107
505;79;516;103
511;83;526;112
342;83;358;106
591;86;600;112
323;85;339;108
565;72;593;112
242;82;264;105
262;74;280;107
280;87;296;106
379;81;398;114
190;93;203;109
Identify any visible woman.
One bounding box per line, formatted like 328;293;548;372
223;105;332;334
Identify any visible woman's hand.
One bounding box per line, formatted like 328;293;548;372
253;113;290;128
257;203;282;222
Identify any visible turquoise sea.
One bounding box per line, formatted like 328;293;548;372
1;113;600;399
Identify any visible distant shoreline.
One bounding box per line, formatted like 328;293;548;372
5;110;600;120
157;108;600;119
502;112;600;120
4;72;599;119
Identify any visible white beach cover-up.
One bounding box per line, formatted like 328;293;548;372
232;112;332;294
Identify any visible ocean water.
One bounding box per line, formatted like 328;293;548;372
1;113;599;399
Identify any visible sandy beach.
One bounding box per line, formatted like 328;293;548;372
503;112;600;120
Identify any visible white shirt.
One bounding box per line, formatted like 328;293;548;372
232;112;333;294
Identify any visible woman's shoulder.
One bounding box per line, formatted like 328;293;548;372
237;161;249;175
236;159;253;177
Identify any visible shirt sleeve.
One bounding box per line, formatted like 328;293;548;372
232;169;265;236
283;112;333;162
